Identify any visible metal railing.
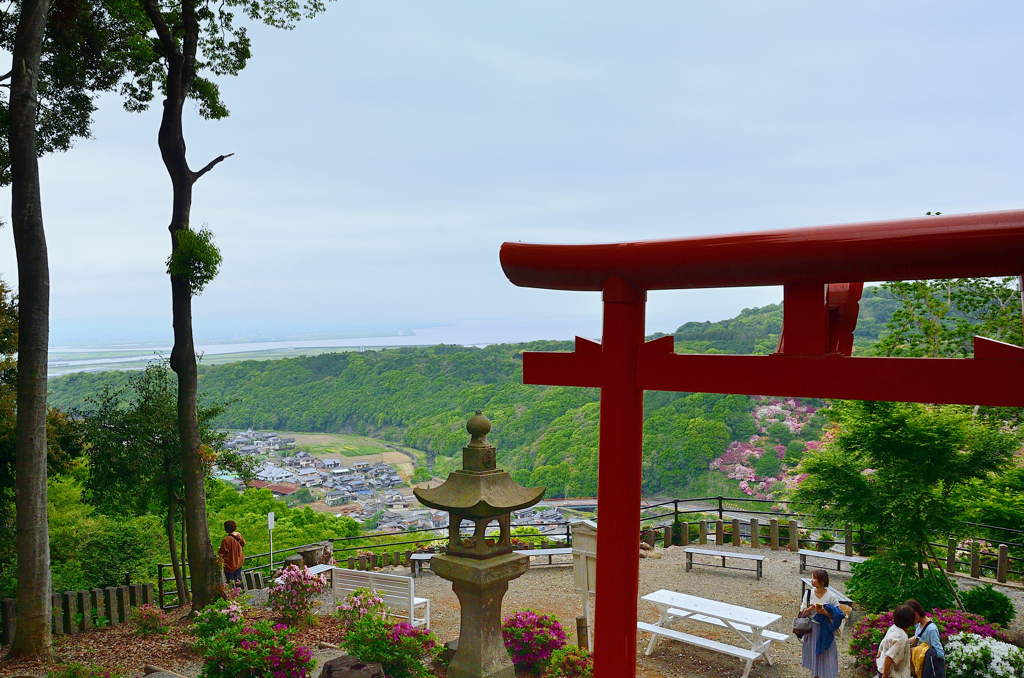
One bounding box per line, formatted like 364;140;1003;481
157;494;1024;608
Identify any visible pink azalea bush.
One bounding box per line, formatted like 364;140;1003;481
706;397;825;500
849;608;1007;671
502;609;567;672
195;619;315;678
336;588;387;631
192;597;247;640
130;603;170;636
341;615;439;678
267;565;327;624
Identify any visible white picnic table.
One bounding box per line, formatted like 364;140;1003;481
639;590;789;678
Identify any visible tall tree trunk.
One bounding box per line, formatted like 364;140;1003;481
6;0;53;657
143;0;230;612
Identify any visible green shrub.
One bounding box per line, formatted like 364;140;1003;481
191;598;245;640
130;604;169;636
754;452;781;478
961;584;1016;627
546;646;593;678
341;615;439;678
195;619;315;678
336;588;387;631
670;519;701;546
47;664;119;678
816;531;836;552
846;557;956;614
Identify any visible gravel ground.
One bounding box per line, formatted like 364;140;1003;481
412;545;861;678
8;546;1020;678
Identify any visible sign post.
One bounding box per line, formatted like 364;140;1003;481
268;511;275;571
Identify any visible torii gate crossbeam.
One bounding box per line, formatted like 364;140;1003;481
499;210;1024;678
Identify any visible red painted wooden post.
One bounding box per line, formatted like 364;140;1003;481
593;277;646;676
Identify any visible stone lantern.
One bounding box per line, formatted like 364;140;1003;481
414;411;545;678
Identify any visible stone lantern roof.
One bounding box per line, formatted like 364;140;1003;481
414;411;544;518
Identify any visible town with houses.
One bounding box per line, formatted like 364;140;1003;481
217;429;579;538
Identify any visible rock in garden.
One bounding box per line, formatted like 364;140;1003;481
320;655;385;678
649;551;662;559
639;542;653;551
639;550;648;558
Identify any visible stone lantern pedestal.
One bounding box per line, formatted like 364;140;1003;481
432;552;529;678
415;411;545;678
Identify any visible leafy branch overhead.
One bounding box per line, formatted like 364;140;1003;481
166;225;222;296
0;0;151;184
119;0;328;119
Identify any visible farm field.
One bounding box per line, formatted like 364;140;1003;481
286;431;423;477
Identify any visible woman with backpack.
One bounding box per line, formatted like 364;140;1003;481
906;599;946;678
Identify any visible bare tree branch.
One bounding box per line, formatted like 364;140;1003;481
191;152;234;182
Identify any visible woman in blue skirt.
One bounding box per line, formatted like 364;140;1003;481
801;569;844;678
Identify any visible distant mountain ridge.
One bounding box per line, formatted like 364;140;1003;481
46;295;892;497
671;288;897;355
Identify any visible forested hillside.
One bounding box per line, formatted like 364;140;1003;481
46;294;891;497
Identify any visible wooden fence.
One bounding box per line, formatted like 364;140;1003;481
0;583;154;645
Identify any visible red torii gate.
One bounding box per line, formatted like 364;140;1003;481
499;209;1024;678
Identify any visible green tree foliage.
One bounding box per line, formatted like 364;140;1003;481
793;400;1019;563
80;363;247;601
0;474;164;598
49;343;769;498
754;452;781;478
0;0;149;184
166;225;222;296
205;482;359;560
873;277;1023;358
0;280;84;586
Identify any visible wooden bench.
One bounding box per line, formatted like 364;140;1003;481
332;568;430;628
409;548;572;576
637;621;762;678
409;553;434;577
798;549;866;573
685;548;765;580
517;547;572;566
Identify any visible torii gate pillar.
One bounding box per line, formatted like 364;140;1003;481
595;277;646;670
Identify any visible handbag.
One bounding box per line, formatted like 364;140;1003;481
793;590;814;638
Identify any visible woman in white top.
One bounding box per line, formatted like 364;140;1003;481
801;569;841;678
876;605;914;678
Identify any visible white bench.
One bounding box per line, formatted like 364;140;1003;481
332;568;430;628
272;563;335;586
637;622;761;678
685;548;765;580
798;549;866;573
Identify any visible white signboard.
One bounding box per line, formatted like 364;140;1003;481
268;511;275;530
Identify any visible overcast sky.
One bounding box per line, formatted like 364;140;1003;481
2;1;1023;346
